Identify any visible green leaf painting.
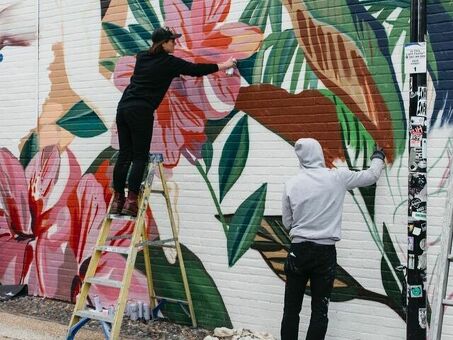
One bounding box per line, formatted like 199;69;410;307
201;142;213;174
218;115;250;202
322;89;376;169
99;57;119;72
302;0;406;156
56;101;107;138
252;30;301;88
102;22;142;56
128;24;152;50
19;132;38;168
128;0;161;32
240;0;281;32
135;244;232;329
227;183;267;266
85;146;118;175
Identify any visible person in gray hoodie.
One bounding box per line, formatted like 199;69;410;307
280;138;385;340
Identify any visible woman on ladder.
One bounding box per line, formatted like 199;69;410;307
111;27;236;217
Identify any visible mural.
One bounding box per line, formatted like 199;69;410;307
0;0;453;336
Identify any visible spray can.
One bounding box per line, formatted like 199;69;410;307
93;295;102;312
143;303;150;321
137;301;144;319
130;302;138;321
225;58;237;76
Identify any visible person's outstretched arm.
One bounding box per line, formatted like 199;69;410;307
170;56;236;77
338;147;386;190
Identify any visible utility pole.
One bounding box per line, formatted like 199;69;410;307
407;0;427;338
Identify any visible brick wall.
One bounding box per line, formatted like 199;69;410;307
0;0;452;339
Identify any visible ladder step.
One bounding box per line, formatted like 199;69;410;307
107;214;136;221
75;310;114;323
153;296;189;305
106;234;132;241
442;299;453;306
86;277;122;288
448;254;453;261
151;189;165;194
96;245;130;254
139;238;176;248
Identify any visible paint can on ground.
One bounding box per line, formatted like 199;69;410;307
143;303;150;321
93;295;102;312
129;302;138;321
137;301;143;319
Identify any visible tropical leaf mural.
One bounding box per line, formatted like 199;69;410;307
2;0;453;336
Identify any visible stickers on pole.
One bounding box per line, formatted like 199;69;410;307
416;86;427;117
409;173;427;220
409;144;427;172
410;86;428;148
408;221;426;238
405;42;427;74
419;308;427;329
408;254;415;269
408;236;414;251
409;285;424;298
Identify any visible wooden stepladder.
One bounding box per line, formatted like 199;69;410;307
67;153;196;340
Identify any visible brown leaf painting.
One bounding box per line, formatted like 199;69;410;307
235;84;345;167
280;0;394;162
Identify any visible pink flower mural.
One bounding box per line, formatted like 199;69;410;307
112;0;262;167
0;146;79;296
0;147;152;305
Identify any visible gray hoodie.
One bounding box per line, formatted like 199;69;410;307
282;138;384;244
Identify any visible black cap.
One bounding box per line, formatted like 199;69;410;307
151;27;182;44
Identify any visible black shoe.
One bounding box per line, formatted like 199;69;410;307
121;191;139;217
109;191;125;215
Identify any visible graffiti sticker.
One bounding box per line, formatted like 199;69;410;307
409;285;423;298
410;126;424;147
418;253;427;270
420;239;426;251
408;254;415;270
410;116;425;126
408;236;415;251
419;308;427;329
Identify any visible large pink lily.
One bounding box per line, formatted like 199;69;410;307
0;146;80;299
113;0;262;167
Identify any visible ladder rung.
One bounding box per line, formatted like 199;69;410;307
151;189;165;194
107;214;135;221
86;277;122;288
96;245;130;254
153;296;189;305
106;234;132;241
75;309;114;323
140;238;176;248
448;254;453;261
442;299;453;306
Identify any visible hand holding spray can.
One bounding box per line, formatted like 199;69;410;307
225;58;237;76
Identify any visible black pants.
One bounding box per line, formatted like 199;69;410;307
113;109;154;194
281;242;336;340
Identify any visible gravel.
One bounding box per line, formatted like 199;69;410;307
0;296;213;339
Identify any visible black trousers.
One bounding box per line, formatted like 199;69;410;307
281;242;337;340
112;109;154;194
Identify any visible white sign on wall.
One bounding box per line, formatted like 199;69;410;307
405;42;427;74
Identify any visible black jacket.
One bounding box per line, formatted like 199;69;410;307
117;51;219;114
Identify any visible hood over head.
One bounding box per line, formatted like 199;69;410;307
295;138;326;169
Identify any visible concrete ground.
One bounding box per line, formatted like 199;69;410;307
0;311;105;340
